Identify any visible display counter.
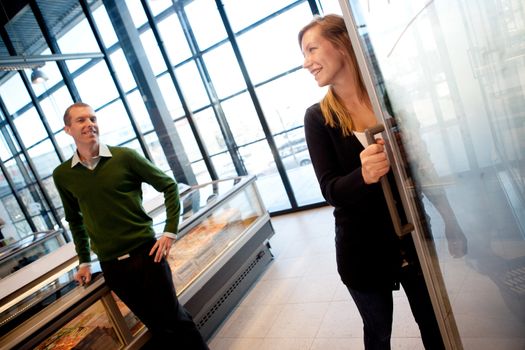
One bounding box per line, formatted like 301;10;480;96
0;175;274;349
0;229;65;279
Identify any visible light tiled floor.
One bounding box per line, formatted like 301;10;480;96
208;206;425;350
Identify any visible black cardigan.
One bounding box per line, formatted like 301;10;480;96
304;103;410;291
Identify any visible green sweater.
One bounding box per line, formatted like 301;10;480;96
53;146;180;263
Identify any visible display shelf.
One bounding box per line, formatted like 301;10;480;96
0;175;274;348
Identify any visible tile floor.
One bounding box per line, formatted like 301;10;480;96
208;206;426;350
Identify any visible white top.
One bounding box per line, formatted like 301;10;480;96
354;131;381;147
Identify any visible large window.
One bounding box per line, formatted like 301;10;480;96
0;0;336;266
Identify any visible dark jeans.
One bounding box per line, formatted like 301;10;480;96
100;240;209;350
347;265;445;350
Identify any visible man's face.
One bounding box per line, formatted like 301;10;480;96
64;106;99;146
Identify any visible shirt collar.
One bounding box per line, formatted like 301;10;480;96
71;143;112;168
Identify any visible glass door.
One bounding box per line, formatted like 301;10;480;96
339;0;525;349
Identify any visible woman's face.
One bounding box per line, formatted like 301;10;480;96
301;26;347;88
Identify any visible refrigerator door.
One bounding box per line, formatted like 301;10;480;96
339;0;525;349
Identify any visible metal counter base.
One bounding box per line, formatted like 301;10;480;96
185;219;274;340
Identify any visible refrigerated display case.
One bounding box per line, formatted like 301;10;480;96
0;229;65;279
0;175;274;348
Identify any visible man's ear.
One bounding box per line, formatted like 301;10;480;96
64;125;71;135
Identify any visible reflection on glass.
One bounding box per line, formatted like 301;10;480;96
152;178;264;292
348;0;525;347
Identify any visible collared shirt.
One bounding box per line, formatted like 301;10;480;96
71;143;112;170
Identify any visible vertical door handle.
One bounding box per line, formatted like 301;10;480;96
365;124;414;237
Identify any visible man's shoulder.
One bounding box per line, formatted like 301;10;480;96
53;158;73;176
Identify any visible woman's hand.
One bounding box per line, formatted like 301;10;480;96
360;138;390;184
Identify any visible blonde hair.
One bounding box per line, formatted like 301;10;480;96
298;14;369;136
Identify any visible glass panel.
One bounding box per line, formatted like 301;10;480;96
0;75;30;115
193;107;226;154
144;132;170;172
126;0;148;28
319;1;343;15
222;0;296;32
57;18;100;73
157;13;192;65
152;178;264;292
93;5;119;48
221;93;264;145
109;49;137;92
202;43;246;99
185;0;227;50
96;100;136;145
140;30;167;76
27;141;61;178
38;86;74;132
55;130;76;160
238;143;291;212
175;61;209;111
347;0;525;348
74;61;119;109
13;108;48;148
157;74;183;119
126;89;153;132
148;0;172;16
236;3;311;84
174;118;202;163
192;160;212;185
211;153;237;179
257;69;326;134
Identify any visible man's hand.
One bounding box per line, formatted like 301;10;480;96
74;265;92;286
149;235;175;263
360;138;390;184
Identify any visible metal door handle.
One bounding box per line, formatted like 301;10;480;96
364;124;413;237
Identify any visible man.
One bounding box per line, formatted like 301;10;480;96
53;102;208;349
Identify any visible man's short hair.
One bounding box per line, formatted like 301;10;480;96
63;102;92;126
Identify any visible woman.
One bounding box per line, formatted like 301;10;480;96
299;14;445;350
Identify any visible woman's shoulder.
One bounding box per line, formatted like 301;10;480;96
304;102;323;124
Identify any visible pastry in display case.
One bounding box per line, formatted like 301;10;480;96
0;175;274;347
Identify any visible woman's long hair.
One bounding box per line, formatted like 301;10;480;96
298;14;369;136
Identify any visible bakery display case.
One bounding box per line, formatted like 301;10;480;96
0;175;274;348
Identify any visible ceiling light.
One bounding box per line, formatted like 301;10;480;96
31;68;48;84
